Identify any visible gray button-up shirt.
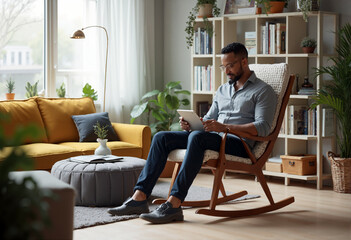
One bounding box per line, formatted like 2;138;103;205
203;71;277;148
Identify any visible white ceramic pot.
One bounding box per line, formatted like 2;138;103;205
94;138;111;155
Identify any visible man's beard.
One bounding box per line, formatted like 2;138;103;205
228;74;242;85
228;65;243;85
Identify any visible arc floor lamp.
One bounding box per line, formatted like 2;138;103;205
71;26;109;112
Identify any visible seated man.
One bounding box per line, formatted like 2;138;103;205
108;42;277;224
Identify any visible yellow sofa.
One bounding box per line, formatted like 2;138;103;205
0;97;151;170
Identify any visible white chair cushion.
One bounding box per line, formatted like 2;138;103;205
168;149;252;165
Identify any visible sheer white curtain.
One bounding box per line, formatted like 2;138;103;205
96;0;155;123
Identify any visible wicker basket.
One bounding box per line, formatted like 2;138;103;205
328;151;351;193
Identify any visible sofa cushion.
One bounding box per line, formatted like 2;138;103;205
0;98;48;144
0;143;81;170
36;97;96;143
59;141;143;158
71;112;119;142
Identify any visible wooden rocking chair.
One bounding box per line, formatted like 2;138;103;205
153;63;295;218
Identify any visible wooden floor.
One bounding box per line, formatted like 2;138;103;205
74;172;351;240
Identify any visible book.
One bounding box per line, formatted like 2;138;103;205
238;7;256;15
322;108;334;137
245;31;257;55
68;155;123;164
276;23;286;54
289;105;307;135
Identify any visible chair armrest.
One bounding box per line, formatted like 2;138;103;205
227;129;275;142
111;123;151;159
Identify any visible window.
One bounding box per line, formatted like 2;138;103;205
0;0;44;99
0;0;98;100
56;0;99;99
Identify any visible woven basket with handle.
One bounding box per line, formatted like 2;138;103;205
328;151;351;193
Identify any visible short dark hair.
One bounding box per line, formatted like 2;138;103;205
221;42;248;59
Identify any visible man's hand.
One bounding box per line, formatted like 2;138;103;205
203;119;226;133
179;117;191;131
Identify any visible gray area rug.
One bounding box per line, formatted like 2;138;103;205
74;181;260;229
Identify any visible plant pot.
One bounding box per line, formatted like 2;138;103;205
256;7;262;14
94;138;111;155
328;151;351;193
6;93;15;100
302;47;315;53
198;4;213;18
265;1;285;14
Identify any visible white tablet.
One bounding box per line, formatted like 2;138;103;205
177;109;204;131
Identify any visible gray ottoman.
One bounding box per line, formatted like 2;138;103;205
51;157;145;206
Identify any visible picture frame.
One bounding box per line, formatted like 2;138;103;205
223;0;255;15
197;101;210;118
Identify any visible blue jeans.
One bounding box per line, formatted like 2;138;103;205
134;131;249;202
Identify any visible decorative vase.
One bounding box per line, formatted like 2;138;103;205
198;4;213;18
6;93;15;100
265;1;285;14
94;138;111;155
302;47;315;53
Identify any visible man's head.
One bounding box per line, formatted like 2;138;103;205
220;42;249;84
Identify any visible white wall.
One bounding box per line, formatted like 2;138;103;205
161;0;351;92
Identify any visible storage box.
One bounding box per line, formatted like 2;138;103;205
281;155;316;175
265;162;282;172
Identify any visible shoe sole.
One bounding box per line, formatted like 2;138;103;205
108;211;150;216
140;213;184;224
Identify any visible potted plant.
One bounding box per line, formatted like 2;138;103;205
252;0;289;14
5;78;15;100
56;83;66;98
300;37;317;53
130;81;190;136
185;0;221;49
93;121;111;155
82;83;98;101
25;81;39;98
310;23;351;193
297;0;320;22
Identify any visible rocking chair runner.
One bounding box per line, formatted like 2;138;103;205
153;63;295;218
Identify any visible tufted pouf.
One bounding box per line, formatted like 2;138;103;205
51;157;145;206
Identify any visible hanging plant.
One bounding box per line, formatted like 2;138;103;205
185;0;221;49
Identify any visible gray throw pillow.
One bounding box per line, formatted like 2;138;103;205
71;112;119;142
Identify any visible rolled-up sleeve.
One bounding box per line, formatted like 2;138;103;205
253;86;277;136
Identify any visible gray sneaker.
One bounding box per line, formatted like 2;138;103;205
139;202;183;224
108;198;149;216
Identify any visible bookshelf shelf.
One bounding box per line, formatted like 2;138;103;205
190;11;338;189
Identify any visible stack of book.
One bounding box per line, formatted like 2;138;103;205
193;65;213;91
298;87;317;95
289;105;317;135
193;27;213;55
261;22;286;54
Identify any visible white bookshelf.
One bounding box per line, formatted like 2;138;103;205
191;11;338;189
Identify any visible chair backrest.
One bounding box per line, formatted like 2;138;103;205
248;63;290;159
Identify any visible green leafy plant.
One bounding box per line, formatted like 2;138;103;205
300;37;317;48
25;81;38;98
5;78;15;93
0;113;53;239
82;83;98;101
93;121;108;139
297;0;320;22
310;23;351;158
56;83;66;98
130;81;190;135
185;0;221;49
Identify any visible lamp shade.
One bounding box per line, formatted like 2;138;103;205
70;30;85;39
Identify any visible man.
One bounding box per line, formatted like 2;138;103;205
108;42;277;224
